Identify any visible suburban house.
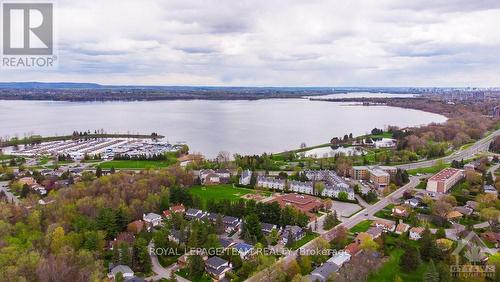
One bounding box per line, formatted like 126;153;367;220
162;204;187;218
484;185;498;196
409;227;425;240
185;208;207;220
426;168;464;193
395;222;410;235
392;205;410;218
344;242;361;256
239;169;252;185
446;210;463;222
404;197;421;208
261;223;278;235
219;238;236;250
366;226;384;239
200;170;221;185
108;265;134;280
281;225;305;244
205;256;232;280
465;200;479;211
308;262;339;282
234;242;254;259
328;252;351;268
374;138;397;149
222;216;241;233
374;220;396;232
454;206;473;216
18;176;37;186
168;229;185;244
143;213;162;231
482;232;500;247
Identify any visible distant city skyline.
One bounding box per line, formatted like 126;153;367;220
1;0;500;87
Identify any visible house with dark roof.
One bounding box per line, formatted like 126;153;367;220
168;229;186;244
205;256;232;280
261;223;278;235
234;242;254;259
308;262;339;282
281;225;305;244
219;238;236;250
366;226;383;239
222;216;241;233
185;208;206;220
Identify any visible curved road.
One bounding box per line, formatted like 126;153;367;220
396;128;500;170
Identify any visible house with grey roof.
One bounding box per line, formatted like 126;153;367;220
108;265;134;280
205;256;232;280
308;262;339;282
142;212;162;231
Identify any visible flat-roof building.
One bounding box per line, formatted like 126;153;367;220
426;168;464;193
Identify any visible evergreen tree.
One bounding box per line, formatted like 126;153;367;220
424;259;439;282
399;246;421;272
188;255;205;278
215;214;225;235
96;166;102;178
420;227;439;261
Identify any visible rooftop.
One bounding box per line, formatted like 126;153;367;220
429;168;463;182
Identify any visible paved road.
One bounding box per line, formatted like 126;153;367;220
247;176;421;282
0;181;20;205
147;241;189;282
396;129;500;170
336;176;420;229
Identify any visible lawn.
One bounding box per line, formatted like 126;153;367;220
374;204;394;220
289;233;319;250
176;269;212;282
407;163;449;175
370;132;394;139
0;154;13;160
188;184;269;207
99;159;177;169
368;249;429;282
349;220;373;233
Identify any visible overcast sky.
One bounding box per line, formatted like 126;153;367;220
2;0;500;86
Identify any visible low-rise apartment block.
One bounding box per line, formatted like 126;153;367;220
426;168;464;193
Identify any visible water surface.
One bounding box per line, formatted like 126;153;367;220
0;98;446;157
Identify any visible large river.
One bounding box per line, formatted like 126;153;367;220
0;95;446;157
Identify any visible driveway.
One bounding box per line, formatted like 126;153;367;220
147;241;190;282
0;181;20;205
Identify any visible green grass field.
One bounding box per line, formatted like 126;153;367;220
289;233;319;250
349;220;373;233
99;159;177;169
374;204;394;220
368;249;429;282
188;184;269;206
407;163;449;175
